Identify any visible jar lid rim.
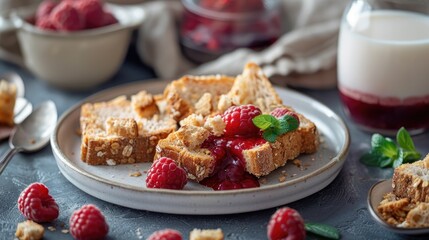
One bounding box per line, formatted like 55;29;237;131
182;0;280;20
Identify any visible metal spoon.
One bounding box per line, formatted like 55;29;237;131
0;101;57;174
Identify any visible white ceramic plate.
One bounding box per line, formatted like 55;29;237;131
51;81;350;215
368;179;429;235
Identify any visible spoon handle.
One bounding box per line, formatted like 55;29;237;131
0;147;20;175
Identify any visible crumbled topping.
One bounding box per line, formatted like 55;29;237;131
16;220;44;240
106;159;116;166
204;115;225;137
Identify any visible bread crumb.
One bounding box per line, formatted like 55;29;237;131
47;226;56;231
129;171;142;177
190;228;224;240
293;159;302;168
180;114;205;127
195;93;213;116
15;220;44;240
106;159;117;166
61;229;69;234
204;115;225;136
278;176;287;182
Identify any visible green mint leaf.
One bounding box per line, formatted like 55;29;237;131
396;127;417;152
402;150;421;163
252;115;279;130
263;129;278;143
371;134;398;159
305;223;340;240
393;149;404;168
379;157;394;168
360;152;384;167
280;115;299;131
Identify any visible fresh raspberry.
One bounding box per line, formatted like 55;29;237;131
147;229;183;240
146;157;188;190
69;204;109;240
102;12;118;26
18;182;59;223
36;0;57;20
222;105;262;137
50;1;84;31
267;207;306;240
36;17;57;31
271;108;300;125
74;0;104;28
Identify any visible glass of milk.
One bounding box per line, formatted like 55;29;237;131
337;0;429;135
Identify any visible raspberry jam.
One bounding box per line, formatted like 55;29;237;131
339;87;429;134
180;0;282;63
201;136;266;190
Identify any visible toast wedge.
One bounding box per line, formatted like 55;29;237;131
155;63;319;182
80;92;177;165
393;154;429;203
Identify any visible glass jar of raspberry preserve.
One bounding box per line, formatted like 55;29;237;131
338;0;429;135
180;0;282;63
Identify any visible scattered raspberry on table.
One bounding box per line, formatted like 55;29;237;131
147;229;183;240
146;157;188;190
17;182;59;223
69;204;109;240
267;207;306;240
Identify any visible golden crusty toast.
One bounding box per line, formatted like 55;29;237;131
0;80;17;126
190;229;224;240
155;63;319;181
393;154;429;203
163;75;235;120
80;93;177;165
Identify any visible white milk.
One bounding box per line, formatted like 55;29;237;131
338;10;429;100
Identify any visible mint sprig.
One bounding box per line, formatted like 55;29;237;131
252;114;299;143
305;223;340;239
360;127;421;168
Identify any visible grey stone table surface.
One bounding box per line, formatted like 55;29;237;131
0;56;428;240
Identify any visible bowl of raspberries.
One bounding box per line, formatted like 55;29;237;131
9;0;145;90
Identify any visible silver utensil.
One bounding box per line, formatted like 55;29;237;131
0;101;57;175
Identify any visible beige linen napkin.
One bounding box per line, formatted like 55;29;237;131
138;0;349;89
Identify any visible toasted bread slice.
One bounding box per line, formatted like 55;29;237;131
155;64;319;181
393;154;429;203
80;93;177;165
163;75;235;120
0;80;17;126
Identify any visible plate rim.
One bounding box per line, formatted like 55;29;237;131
367;179;429;235
51;80;350;197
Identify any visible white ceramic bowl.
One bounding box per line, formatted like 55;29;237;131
9;4;145;90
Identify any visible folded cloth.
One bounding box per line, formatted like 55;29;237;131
137;0;349;89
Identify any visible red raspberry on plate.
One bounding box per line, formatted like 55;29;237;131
74;0;104;29
147;229;183;240
146;157;188;190
36;0;57;20
18;182;59;223
271;107;300;125
222;105;262;137
50;1;84;31
69;204;109;240
267;207;306;240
